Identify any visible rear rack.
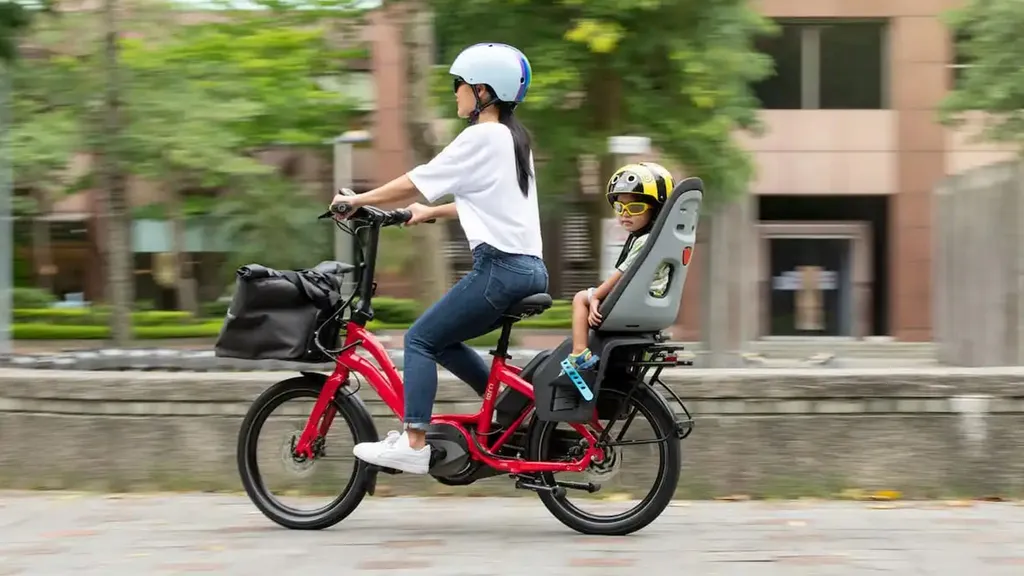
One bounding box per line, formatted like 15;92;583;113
634;342;695;368
633;340;695;440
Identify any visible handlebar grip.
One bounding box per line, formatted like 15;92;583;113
391;209;436;225
330;202;353;216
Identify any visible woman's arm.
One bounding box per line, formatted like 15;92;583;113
427;203;458;220
341;174;421;209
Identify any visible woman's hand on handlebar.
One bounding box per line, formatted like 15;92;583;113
329;188;362;219
403;202;435;226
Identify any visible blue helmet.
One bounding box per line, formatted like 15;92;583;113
449;43;532;104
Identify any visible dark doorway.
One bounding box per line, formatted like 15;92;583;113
759;195;889;336
769;238;851;336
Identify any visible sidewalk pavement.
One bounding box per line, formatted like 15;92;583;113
1;492;1022;575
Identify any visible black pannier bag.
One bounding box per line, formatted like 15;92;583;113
214;261;351;363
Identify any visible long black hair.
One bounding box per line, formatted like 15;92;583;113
472;85;534;197
496;100;533;197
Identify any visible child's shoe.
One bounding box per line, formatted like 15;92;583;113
565;348;600;372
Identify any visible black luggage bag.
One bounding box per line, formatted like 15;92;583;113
214;261;351;363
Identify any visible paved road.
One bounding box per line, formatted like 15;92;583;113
1;493;1022;575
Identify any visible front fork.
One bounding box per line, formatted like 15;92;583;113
293;369;348;459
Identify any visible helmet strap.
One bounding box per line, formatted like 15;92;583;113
467;86;497;125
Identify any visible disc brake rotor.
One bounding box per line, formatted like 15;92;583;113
584;445;623;483
279;430;321;478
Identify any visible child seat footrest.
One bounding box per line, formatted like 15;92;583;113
559;358;595;401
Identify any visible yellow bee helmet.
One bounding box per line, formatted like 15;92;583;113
605;162;674;207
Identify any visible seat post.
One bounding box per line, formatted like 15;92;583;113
490;319;514;359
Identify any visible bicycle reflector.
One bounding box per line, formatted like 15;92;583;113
682;246;693;266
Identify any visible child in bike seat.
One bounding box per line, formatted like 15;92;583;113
565;162;674;373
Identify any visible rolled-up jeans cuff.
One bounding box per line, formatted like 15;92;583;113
404;421;430;431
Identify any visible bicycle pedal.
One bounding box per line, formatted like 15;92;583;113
368;464;403;475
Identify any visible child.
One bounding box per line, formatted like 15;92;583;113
564;162;674;373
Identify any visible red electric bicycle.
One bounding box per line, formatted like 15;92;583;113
234;203;695;536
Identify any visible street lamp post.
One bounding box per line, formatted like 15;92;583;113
0;65;13;355
331;130;371;292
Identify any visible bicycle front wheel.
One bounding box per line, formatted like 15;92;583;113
237;375;375;530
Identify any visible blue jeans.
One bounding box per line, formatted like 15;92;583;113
403;243;549;429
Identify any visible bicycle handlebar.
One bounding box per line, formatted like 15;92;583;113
318;202;436;226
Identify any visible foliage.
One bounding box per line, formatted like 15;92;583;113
8;59;82;213
12;321;225;339
119;35;272;191
11;0;370;300
0;0;51;62
430;0;774;202
14;308;201;325
938;0;1024;150
212;175;333;276
12;286;56;308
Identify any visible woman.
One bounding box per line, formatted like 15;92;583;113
331;42;548;474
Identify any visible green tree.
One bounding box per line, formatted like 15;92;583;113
119;35;271;314
939;0;1024;149
13;0;367;321
124;1;367;284
431;0;772;205
8;105;80;293
0;0;48;62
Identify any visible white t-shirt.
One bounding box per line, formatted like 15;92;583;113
407;122;544;259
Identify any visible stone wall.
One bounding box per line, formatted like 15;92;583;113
2;368;1023;498
934;159;1024;366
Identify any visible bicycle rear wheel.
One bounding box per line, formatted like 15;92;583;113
526;384;681;535
237;374;375;530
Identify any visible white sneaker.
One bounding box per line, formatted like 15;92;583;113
352;430;431;474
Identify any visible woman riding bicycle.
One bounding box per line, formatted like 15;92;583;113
330;43;547;474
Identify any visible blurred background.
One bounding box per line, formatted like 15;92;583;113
3;6;1024;567
0;0;1021;368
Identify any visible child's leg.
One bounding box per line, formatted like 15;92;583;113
565;290;599;372
571;290;591;355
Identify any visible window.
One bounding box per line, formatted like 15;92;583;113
819;22;885;109
753;24;803;109
753;19;888;110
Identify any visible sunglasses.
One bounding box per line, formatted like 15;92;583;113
452;77;466;92
613;201;651;216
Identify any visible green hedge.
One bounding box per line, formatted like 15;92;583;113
13;321;225;340
13;308;202;326
13;288;57;309
10;296;572;340
12;320;513;346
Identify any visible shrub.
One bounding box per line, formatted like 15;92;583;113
12;321;224;340
201;300;230;318
371;297;421;324
12;288;56;309
12;308;198;326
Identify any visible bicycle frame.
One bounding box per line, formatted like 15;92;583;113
291;210;605;475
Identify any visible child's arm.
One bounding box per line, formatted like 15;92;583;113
591;271;622;302
585;271;622;326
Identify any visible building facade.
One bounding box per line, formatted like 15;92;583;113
365;1;1021;342
37;2;1016;341
261;2;1019;342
